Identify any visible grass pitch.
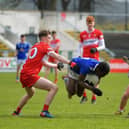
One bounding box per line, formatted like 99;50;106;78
0;72;129;129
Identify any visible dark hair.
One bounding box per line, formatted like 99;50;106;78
47;30;51;34
38;30;49;39
95;62;110;77
52;30;56;35
20;34;25;38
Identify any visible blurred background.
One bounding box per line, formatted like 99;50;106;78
0;0;129;72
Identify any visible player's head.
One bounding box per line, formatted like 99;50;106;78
51;30;56;39
20;34;26;42
86;16;95;30
95;62;110;78
38;30;50;42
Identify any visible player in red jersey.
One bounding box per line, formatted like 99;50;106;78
45;31;61;83
79;16;106;104
115;56;129;115
12;30;70;118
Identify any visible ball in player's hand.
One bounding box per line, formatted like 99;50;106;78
93;88;103;96
57;62;64;71
90;48;97;54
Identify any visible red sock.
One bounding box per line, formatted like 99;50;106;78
16;106;21;113
92;95;96;100
83;91;87;97
120;107;124;111
43;104;49;111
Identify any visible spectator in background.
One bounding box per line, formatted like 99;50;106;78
16;34;31;82
62;0;71;11
115;56;129;115
45;31;61;84
78;16;106;104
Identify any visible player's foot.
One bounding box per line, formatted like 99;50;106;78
54;79;58;84
40;111;54;118
115;110;123;115
91;99;96;104
12;111;20;116
80;96;88;104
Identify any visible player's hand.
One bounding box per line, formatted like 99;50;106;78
92;88;103;96
57;62;64;71
90;48;97;54
123;56;129;65
69;61;80;71
123;56;129;62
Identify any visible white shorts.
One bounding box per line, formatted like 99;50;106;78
68;67;79;80
17;59;26;65
68;67;99;86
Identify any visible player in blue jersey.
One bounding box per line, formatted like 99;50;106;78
62;57;110;99
16;34;31;82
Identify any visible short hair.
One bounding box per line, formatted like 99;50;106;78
38;30;49;39
96;62;110;77
20;34;25;38
86;16;95;23
47;30;51;35
52;30;56;35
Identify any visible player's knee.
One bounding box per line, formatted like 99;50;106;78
28;90;35;98
52;85;58;92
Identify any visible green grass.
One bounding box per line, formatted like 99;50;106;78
0;72;129;129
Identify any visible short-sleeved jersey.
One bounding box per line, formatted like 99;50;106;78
50;38;60;53
16;42;30;60
80;29;104;60
21;42;53;75
71;57;99;76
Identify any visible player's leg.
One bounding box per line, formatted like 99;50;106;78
16;63;21;82
54;67;58;83
80;90;88;104
12;87;35;115
62;76;77;99
33;77;58;118
115;85;129;115
91;84;99;104
44;67;50;78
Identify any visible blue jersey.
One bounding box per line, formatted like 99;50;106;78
71;57;99;76
16;42;30;60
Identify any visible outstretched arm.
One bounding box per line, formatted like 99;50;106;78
78;75;102;96
49;51;70;64
42;59;64;71
42;60;57;68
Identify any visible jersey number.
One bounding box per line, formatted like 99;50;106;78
29;47;38;59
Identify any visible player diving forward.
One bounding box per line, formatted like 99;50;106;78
62;57;110;99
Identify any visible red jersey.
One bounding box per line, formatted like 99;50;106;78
21;42;53;75
80;29;104;60
50;38;60;53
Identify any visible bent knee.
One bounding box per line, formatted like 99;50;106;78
52;85;58;92
28;90;35;98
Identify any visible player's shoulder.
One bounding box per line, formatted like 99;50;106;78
56;38;60;42
94;28;103;34
16;42;20;45
80;30;87;35
56;38;60;41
